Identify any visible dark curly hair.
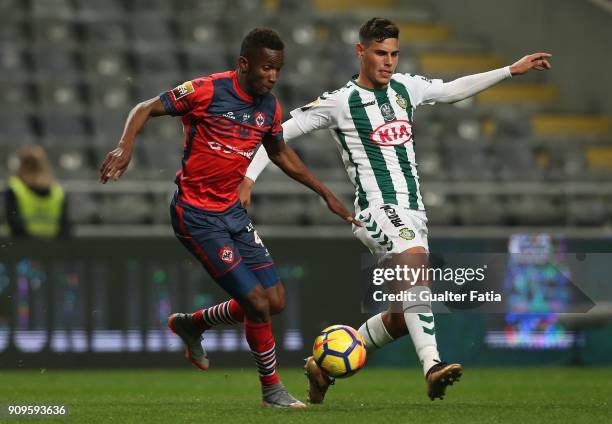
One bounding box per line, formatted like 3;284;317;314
240;28;284;60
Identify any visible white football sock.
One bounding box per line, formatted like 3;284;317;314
403;285;441;375
358;313;394;353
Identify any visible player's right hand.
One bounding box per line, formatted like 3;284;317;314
237;177;255;208
99;143;133;184
324;193;362;227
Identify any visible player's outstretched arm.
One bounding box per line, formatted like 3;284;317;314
427;52;552;104
99;97;167;184
263;139;360;226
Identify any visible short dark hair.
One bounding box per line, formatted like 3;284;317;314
240;28;284;59
359;17;399;45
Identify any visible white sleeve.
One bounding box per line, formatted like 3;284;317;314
244;119;304;181
289;92;338;133
421;66;512;104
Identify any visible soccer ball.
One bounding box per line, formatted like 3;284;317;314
312;325;367;378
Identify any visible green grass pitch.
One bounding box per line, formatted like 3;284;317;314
1;367;611;423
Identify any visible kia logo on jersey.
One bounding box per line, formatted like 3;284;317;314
369;120;413;146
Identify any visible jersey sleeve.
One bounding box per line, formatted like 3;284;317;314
396;74;445;106
289;92;338;133
263;99;283;143
159;77;213;116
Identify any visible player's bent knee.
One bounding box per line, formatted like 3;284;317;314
269;296;286;315
242;291;270;322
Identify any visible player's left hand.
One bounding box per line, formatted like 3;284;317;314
509;52;552;75
323;192;362;226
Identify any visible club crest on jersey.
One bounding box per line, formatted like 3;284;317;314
172;81;194;100
369;119;413;146
399;228;415;240
379;103;396;121
218;246;235;264
254;112;265;127
395;94;408;109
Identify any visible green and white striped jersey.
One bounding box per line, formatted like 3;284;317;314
290;73;443;214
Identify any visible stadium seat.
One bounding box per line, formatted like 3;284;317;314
30;0;74;19
0;21;27;46
443;139;495;181
88;79;134;112
129;13;175;49
493;139;546;181
567;196;607;226
90;110;134;145
67;193;101;224
0;112;37;145
456;195;506;226
129;0;174;12
0;79;32;111
32;46;80;78
421;192;455;225
418;52;505;78
0;45;29;77
31;19;78;46
531;114;612;140
38;79;86;112
133;75;182;100
40;111;89;146
99;193;153;224
249;195;307;225
183;45;231;76
84;20;130;45
76;0;126;20
505;196;565;226
45;145;96;179
84;48;132;79
141;142;182;181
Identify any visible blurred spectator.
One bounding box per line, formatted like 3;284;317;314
4;145;70;238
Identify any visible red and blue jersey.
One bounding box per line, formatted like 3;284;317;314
159;70;283;211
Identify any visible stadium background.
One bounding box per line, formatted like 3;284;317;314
1;0;612;376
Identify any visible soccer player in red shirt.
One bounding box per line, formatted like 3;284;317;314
99;28;358;408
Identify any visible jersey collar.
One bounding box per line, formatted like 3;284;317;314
232;70;254;103
350;74;389;93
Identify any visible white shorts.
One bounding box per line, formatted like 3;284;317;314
353;204;429;263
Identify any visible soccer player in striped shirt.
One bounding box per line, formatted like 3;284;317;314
239;18;551;402
99;28;358;408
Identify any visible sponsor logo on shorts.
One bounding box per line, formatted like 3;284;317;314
218;246;235;264
380;205;404;228
399;228;415;240
369;120;413;146
172;81;194;100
